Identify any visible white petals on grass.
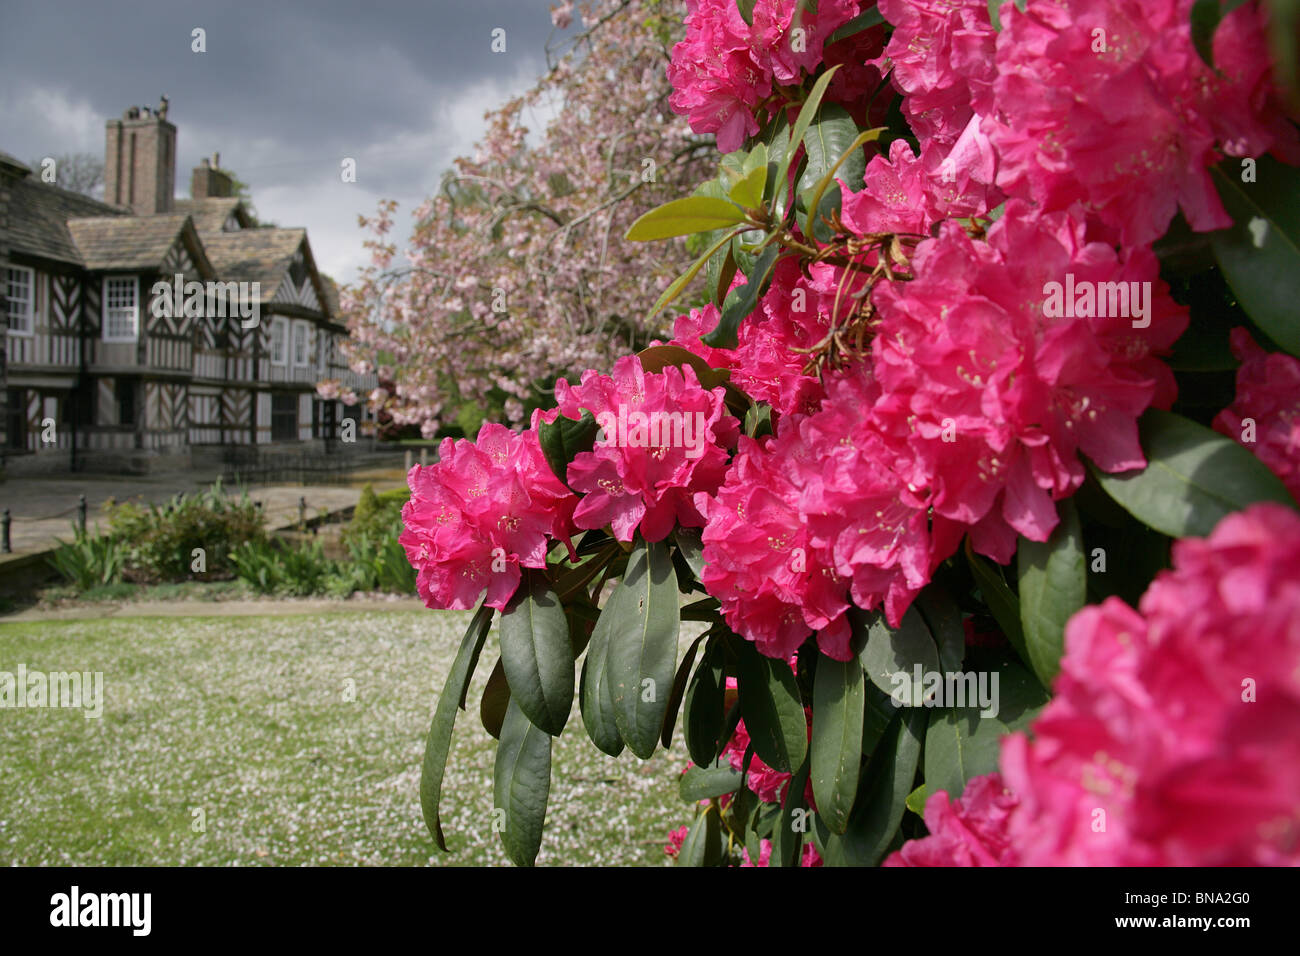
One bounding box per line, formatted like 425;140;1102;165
0;612;699;866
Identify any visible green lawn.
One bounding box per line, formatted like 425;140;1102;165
0;610;692;866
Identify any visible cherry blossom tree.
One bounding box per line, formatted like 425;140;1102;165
334;0;716;436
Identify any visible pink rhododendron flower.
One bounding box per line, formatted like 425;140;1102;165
695;430;852;659
723;711;817;807
841;138;980;237
400;423;576;611
666;260;853;419
663;826;688;859
740;840;824;867
875;0;998;149
799;365;935;626
664;304;737;373
553;355;740;542
1213;327;1300;501
1002;503;1300;865
697;360;937;653
884;773;1020;866
984;0;1299;247
869;204;1187;556
667;0;773;152
888;503;1300;866
667;0;879;152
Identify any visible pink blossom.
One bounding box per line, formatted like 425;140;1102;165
1002;503;1300;865
875;0;998;148
553;355;740;542
697;360;936;653
740;839;824;867
799;365;934;627
984;0;1299;247
667;0;875;152
1213;327;1300;501
695;431;852;659
663;825;688;859
399;423;576;611
884;774;1020;866
887;503;1300;866
868;204;1187;554
840;132;999;248
667;0;772;152
550;1;574;30
723;713;816;807
665;260;846;419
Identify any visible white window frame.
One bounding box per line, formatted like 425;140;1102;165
102;275;139;342
6;266;35;336
270;316;288;367
291;320;310;368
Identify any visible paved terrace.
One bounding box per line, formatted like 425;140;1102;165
0;462;409;558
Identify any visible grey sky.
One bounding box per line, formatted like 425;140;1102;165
0;0;578;285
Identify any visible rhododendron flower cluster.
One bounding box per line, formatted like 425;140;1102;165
840;138;996;237
985;0;1299;247
869;203;1187;559
1213;327;1300;500
668;0;884;152
889;503;1300;866
695;363;935;656
551;356;741;542
874;0;998;150
666;258;858;419
884;773;1019;867
694;201;1189;649
400;424;575;611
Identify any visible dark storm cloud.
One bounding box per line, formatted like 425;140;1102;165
0;0;576;281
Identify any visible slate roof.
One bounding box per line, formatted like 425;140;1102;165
4;175;129;265
319;273;341;319
4;160;320;308
65;214;199;271
172;197;249;238
201;227;307;301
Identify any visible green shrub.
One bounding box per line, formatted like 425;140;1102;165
342;484;409;550
230;537;337;597
228;538;282;594
342;532;417;595
105;480;266;583
47;528;127;590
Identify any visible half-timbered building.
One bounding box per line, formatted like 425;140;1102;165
0;105;375;474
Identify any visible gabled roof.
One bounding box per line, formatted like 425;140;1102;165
201;227;312;303
172;197;251;238
4;176;129;265
65;214;214;276
319;274;342;319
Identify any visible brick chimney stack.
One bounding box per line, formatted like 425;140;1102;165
104;105;176;216
191;153;234;199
